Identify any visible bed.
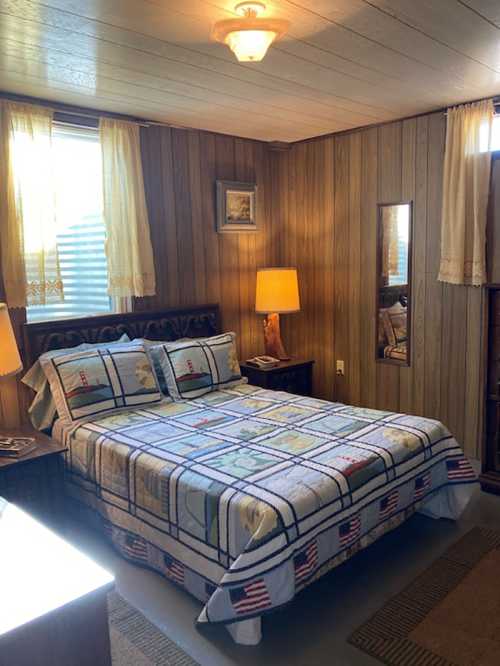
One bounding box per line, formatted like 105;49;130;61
23;305;477;646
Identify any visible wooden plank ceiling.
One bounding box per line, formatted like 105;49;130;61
1;0;500;142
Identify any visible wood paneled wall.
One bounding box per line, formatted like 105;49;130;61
0;126;275;428
137;126;275;361
272;112;485;459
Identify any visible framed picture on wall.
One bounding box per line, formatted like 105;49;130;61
216;180;258;232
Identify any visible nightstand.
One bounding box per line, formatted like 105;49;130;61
0;427;67;526
240;359;314;396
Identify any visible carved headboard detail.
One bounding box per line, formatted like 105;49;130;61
23;304;221;367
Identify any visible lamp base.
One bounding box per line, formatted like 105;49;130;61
0;375;21;429
263;313;290;360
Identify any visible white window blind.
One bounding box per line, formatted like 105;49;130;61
27;123;112;322
479;113;500;152
387;205;409;286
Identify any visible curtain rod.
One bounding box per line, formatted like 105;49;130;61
0;91;187;130
444;96;500;116
55;108;148;127
53;107;183;129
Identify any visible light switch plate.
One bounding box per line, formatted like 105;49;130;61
336;360;345;376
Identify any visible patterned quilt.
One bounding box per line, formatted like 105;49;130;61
54;383;476;627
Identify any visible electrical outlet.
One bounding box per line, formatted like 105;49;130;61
336;360;345;376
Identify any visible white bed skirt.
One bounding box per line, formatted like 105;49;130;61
418;481;477;520
226;618;262;645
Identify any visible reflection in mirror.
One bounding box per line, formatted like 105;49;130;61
377;202;412;366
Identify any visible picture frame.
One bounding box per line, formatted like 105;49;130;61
216;180;258;233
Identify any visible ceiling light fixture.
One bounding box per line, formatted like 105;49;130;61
212;2;290;63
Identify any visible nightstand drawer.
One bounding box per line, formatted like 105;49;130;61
266;368;311;395
0;428;67;527
240;359;314;397
0;454;65;521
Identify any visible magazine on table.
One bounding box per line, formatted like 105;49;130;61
0;436;37;458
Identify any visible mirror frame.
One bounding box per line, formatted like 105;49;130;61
375;200;413;367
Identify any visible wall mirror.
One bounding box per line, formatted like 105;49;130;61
376;202;412;366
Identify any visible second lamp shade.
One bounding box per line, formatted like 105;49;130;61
255;268;300;314
0;303;22;377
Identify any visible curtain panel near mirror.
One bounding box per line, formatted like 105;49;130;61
439;99;494;286
381;206;400;286
100;118;156;298
0;102;63;308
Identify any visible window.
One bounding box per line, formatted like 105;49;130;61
380;203;410;287
26;123;112;322
479;113;500;152
493;115;500;151
387;205;409;286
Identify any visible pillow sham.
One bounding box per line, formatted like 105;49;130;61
378;309;388;348
22;334;131;393
384;340;407;361
154;332;243;399
41;342;162;422
131;338;170;396
381;301;407;346
22;334;131;430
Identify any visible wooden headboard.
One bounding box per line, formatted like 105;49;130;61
22;304;220;367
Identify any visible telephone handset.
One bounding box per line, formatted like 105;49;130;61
245;355;280;369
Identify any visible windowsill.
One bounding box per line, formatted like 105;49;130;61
27;311;116;325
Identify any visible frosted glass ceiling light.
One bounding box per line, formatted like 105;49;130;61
212;2;290;63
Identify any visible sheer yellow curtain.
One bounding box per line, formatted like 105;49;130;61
100;118;156;297
0;101;63;308
439;99;494;286
381;207;399;286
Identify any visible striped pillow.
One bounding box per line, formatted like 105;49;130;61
41;343;162;422
154;333;243;400
381;301;407;346
23;334;131;430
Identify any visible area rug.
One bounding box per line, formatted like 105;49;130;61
108;592;199;666
348;527;500;666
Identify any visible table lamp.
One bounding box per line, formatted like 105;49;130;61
0;303;23;429
255;267;300;360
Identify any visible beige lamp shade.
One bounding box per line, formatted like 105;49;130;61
0;303;22;377
255;268;300;314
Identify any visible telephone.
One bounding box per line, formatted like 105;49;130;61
245;355;280;369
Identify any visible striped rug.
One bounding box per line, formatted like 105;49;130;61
348;527;500;666
109;592;199;666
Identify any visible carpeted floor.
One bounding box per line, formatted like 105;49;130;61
349;527;500;666
109;592;199;666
